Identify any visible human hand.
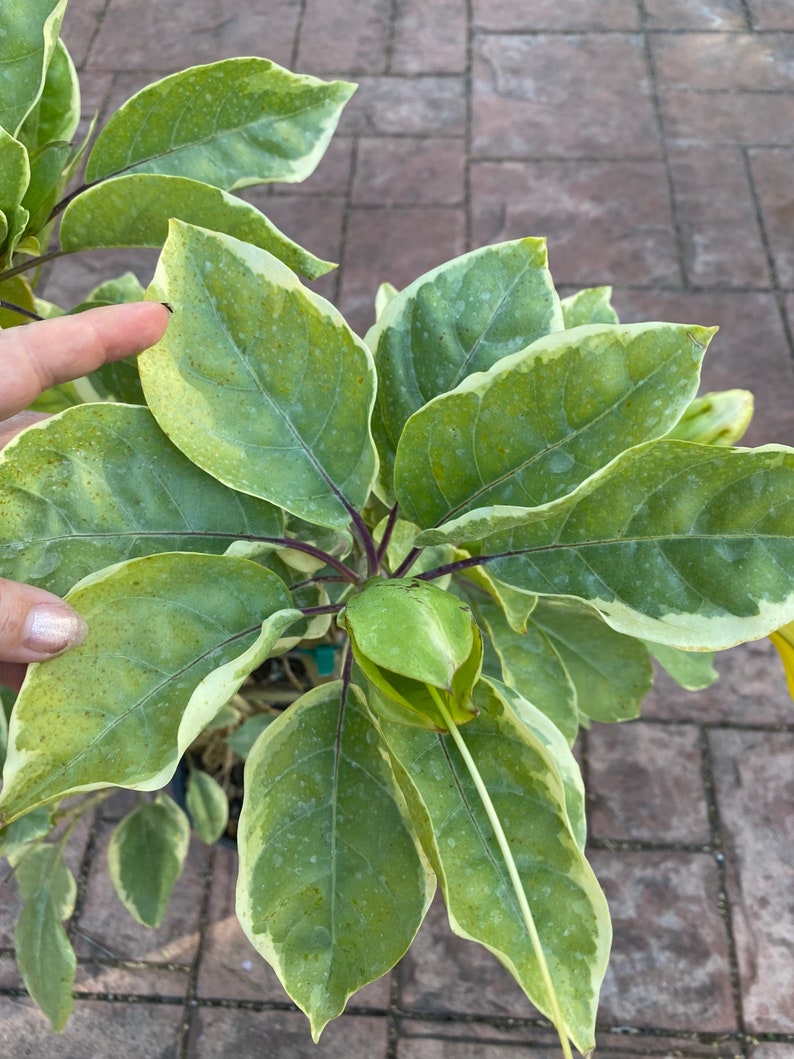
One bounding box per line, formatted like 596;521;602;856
0;302;171;690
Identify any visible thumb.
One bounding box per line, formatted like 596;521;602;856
0;578;88;666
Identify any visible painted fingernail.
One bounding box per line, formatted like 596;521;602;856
24;604;88;655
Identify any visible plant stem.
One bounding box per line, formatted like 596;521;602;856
376;504;400;564
393;546;423;578
347;506;380;577
428;686;575;1059
416;553;495;582
0;301;44;321
0;248;66;285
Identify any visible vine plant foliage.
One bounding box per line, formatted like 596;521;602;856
2;3;794;1056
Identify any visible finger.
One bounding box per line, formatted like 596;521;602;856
0;411;49;450
0;301;170;419
0;577;88;665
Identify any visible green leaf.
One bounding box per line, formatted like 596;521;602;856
186;769;230;844
142;222;378;530
237;680;434;1040
644;642;718;691
0;552;300;823
528;599;653;725
108;794;190;927
0;402;285;596
0;0;67;136
223;713;276;759
457;561;537;633
666;389;754;447
0;127;31;225
418;441;794;650
344;578;482;730
18;38;80;150
482;678;587;851
467;590;579;744
20;140;71;234
377;679;610;1055
85;58;355;189
12;844;76;1031
0;275;36;329
395;323;716;529
366;238;564;502
560;286;619;327
60;174;334;279
0;804;53;860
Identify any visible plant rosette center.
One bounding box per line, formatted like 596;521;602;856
342;577;483;730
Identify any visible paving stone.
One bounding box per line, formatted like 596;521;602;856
750;1047;794;1059
87;0;302;72
398;895;534;1019
709;729;794;1034
595;1030;742;1057
643;0;749;30
586;722;711;845
73;826;209;966
748;1;794;30
73;959;189;998
296;0;391;75
340;207;466;334
247;191;346;289
640;640;793;727
614;290;794;451
396;1018;560;1048
470;160;680;286
339;77;467;137
397;1040;545;1058
661;90;794;147
652;32;794;91
196;845;391;1009
472;0;640;31
391;0;468;74
187;1006;389;1058
749;148;794;287
59;0;108;68
353;137;466;206
472;34;660;159
668;147;769;288
590;850;737;1032
0;997;184;1058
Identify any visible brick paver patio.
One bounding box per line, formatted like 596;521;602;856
1;1;793;1056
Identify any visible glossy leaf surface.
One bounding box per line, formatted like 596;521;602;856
237;681;434;1039
186;769;231;845
108;794;190;927
12;844;76;1031
0;553;299;822
378;680;610;1054
60;174;334;279
418;441;794;649
560;286;619;327
142;222;378;529
367;238;563;500
395;323;715;529
0;403;284;597
0;0;66;135
18;37;79;150
85;58;355;189
527;599;653;725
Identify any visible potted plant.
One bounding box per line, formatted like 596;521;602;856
1;4;793;1057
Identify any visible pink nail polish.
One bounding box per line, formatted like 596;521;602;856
24;604;88;655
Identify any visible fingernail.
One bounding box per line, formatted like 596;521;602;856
24;604;88;655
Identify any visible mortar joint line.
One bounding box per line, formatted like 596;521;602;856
741;145;794;361
698;726;750;1054
290;0;308;73
176;844;217;1059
